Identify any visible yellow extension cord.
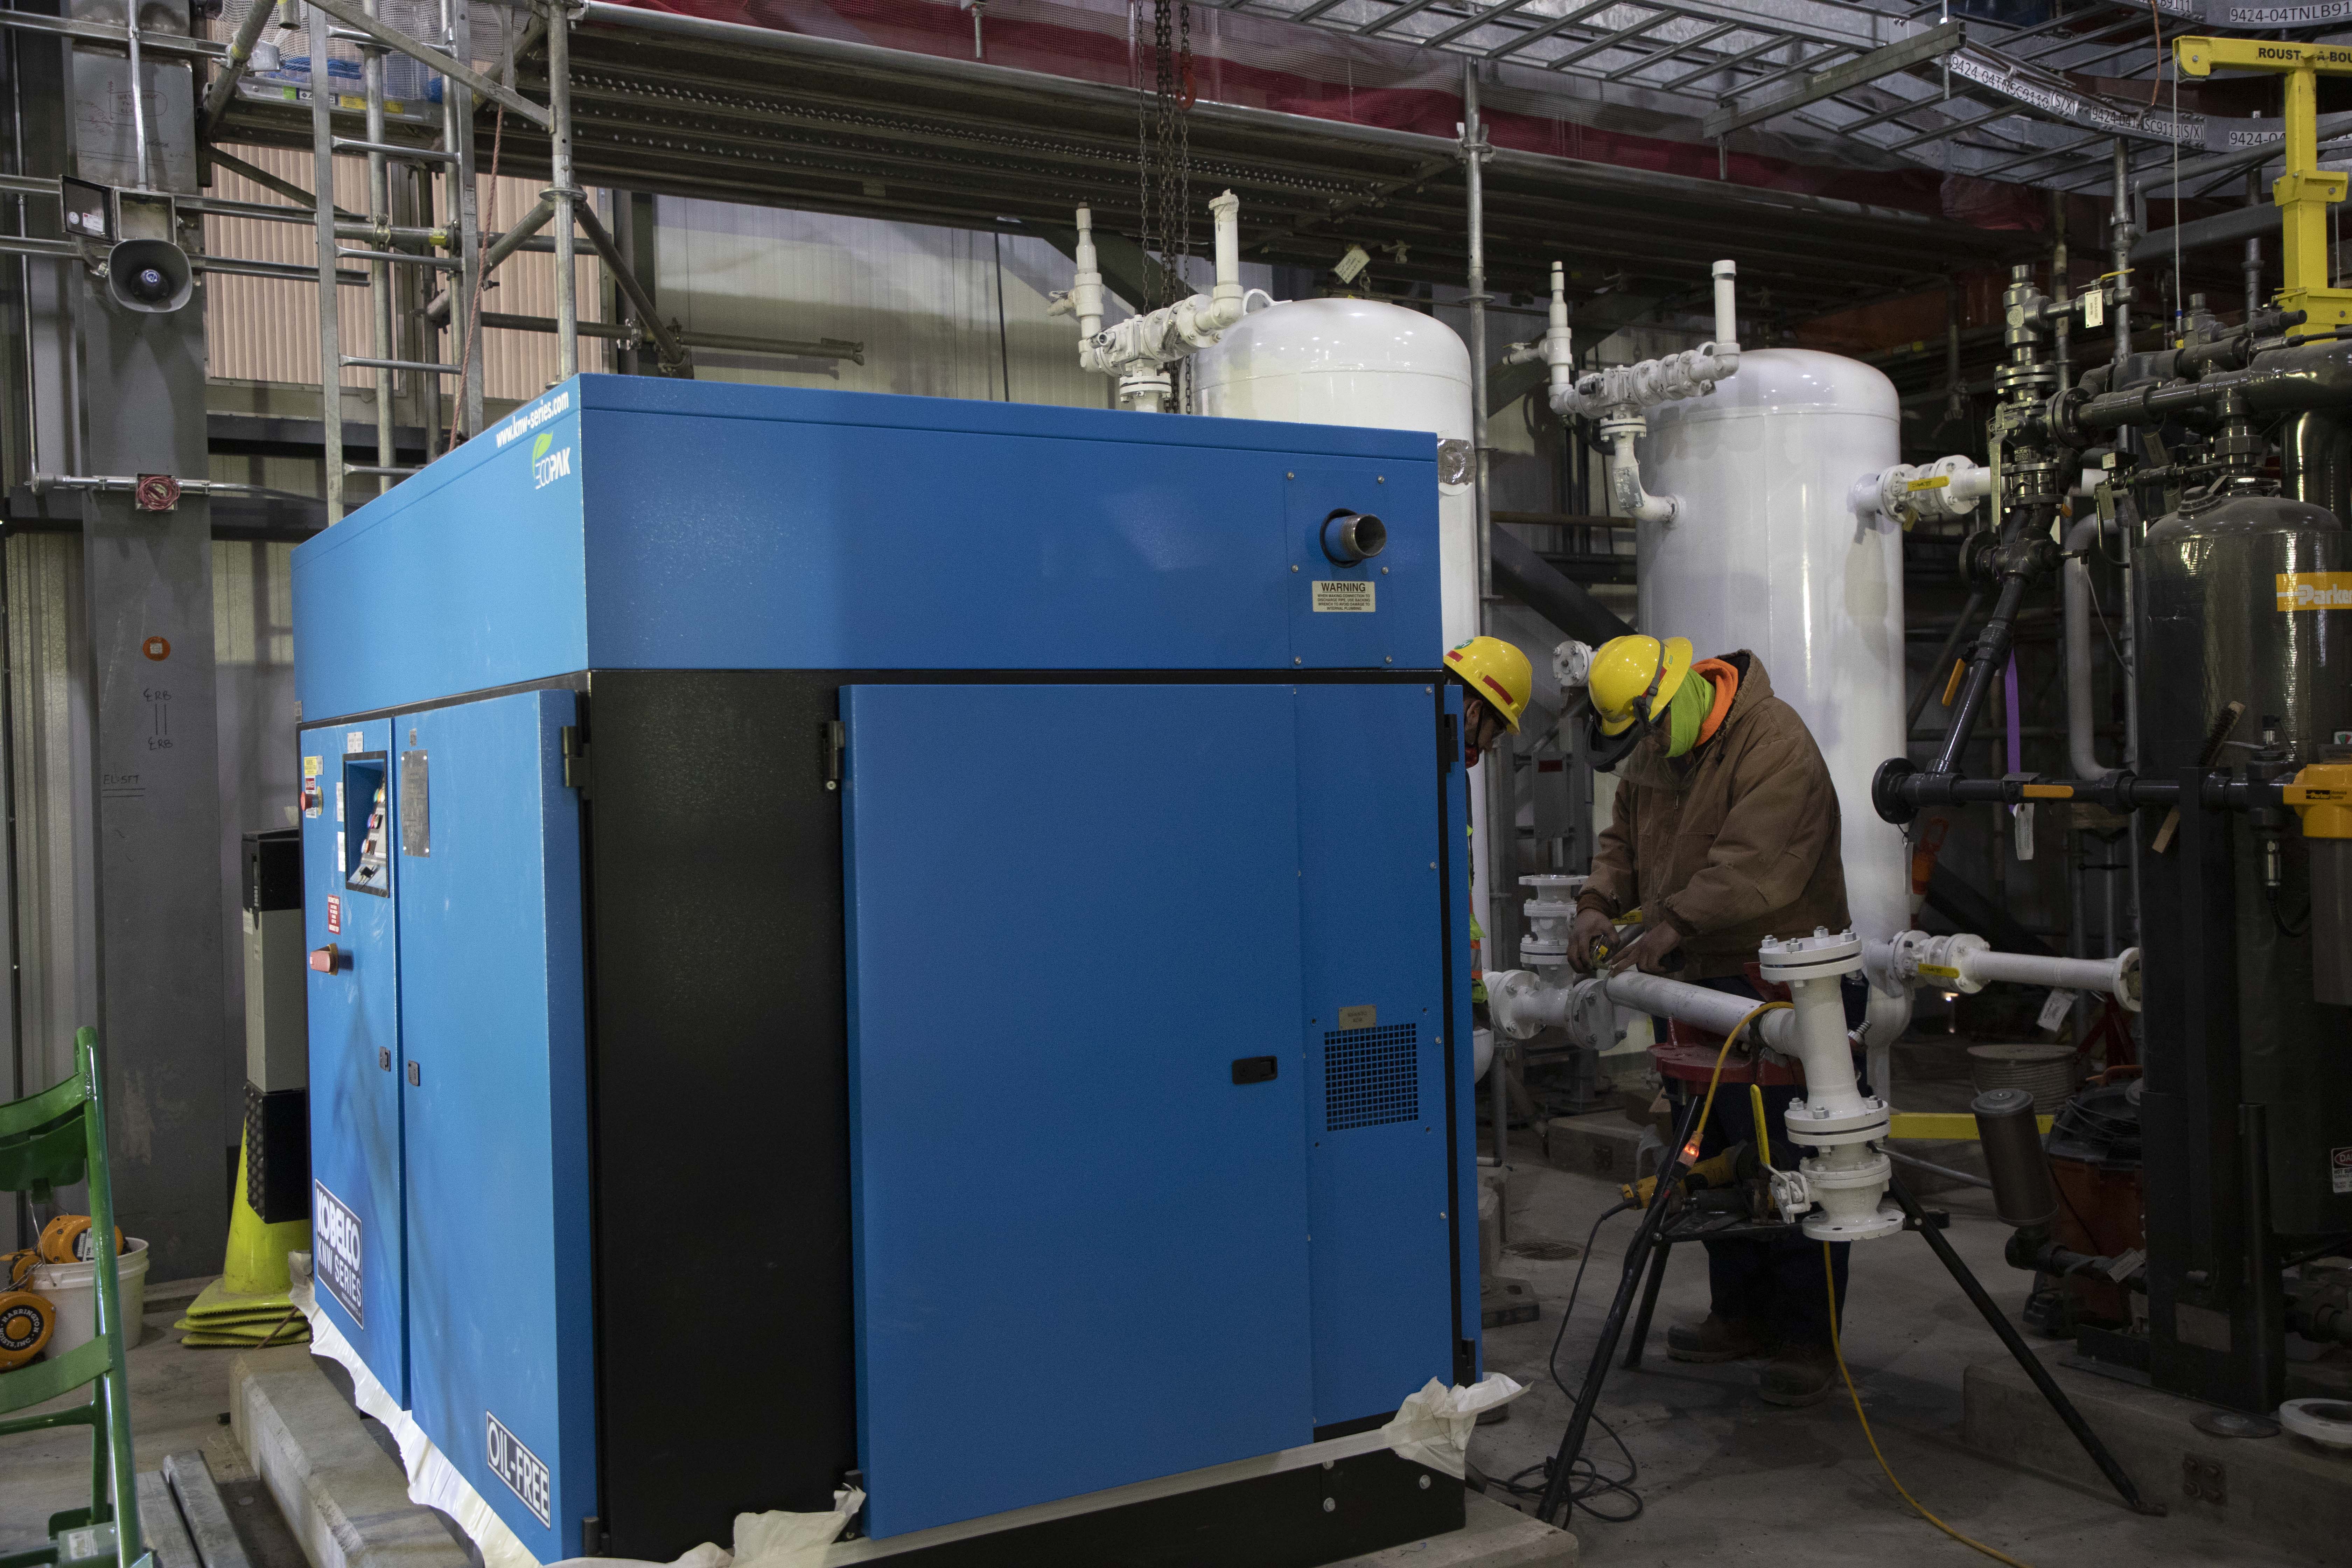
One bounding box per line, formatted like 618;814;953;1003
1672;995;2038;1566
1823;1242;2036;1567
1678;999;1790;1167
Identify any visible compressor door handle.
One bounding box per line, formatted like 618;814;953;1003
310;944;346;973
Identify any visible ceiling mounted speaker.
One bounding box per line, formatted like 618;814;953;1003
105;238;192;315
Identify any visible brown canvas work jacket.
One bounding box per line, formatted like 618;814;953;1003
1576;651;1851;981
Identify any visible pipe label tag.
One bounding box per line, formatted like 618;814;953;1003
1311;580;1374;612
2037;988;2078;1031
2276;572;2352;610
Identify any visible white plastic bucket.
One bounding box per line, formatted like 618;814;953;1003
30;1237;149;1355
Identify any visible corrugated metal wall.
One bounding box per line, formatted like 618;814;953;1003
204;143;606;400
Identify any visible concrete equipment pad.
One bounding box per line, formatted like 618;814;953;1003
1542;1116;1648;1185
1962;1351;2352;1559
230;1347;468;1568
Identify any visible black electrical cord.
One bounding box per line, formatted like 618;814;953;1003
1480;1199;1647;1523
2269;888;2313;940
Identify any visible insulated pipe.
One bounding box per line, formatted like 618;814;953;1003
1712;258;1738;352
1482;964;1798;1054
1071;208;1101;334
1542;261;1573;403
1867;929;2142;1010
1210;189;1242;318
2063;516;2111;779
1601;421;1675;524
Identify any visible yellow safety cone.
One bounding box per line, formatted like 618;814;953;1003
176;1129;312;1348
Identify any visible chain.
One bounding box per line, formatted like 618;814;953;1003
1176;0;1192;301
1132;0;1193;314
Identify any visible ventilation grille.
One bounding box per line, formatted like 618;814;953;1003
1324;1024;1420;1132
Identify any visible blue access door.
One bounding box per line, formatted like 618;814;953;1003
1295;684;1458;1425
301;719;407;1401
842;684;1312;1538
393;690;594;1562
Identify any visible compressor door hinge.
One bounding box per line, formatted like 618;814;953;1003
824;719;845;792
561;724;591;797
1438;712;1458;774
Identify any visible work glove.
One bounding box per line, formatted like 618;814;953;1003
1609;920;1684;976
1566;907;1616;974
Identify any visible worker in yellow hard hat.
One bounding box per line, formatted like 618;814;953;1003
1443;635;1532;1004
1569;633;1859;1408
1443;634;1531;768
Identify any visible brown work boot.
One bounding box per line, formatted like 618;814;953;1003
1666;1314;1766;1363
1757;1343;1839;1407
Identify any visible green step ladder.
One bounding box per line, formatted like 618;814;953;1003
0;1027;152;1568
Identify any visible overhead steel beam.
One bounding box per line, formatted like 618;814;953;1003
1604;20;1736;84
1422;0;1559;51
1703;19;1963;139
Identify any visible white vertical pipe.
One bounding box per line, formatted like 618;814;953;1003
124;0;151;190
1711;258;1737;347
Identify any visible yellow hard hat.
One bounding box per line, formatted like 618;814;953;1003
1588;635;1694;736
1444;636;1532;732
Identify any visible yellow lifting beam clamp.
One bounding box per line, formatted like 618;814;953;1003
2177;36;2352;328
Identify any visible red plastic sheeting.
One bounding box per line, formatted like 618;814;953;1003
600;0;2050;231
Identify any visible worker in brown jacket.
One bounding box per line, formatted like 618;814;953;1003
1564;635;1859;1407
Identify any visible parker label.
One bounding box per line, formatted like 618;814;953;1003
2276;572;2352;610
486;1413;553;1526
314;1181;364;1325
1311;579;1375;612
2333;1145;2352;1196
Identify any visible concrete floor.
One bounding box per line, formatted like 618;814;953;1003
1468;1142;2326;1566
8;1098;2330;1568
2;1279;310;1568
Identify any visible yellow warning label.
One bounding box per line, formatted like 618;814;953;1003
1918;962;1961;980
2277;572;2352;611
1904;475;1951;492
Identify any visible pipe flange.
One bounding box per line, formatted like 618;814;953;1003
1756;927;1864;984
1802;1203;1905;1242
2280;1398;2352;1451
1784;1098;1890;1150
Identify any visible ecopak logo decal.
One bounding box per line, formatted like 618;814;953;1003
2277;572;2352;611
531;431;573;490
314;1181;364;1325
486;1412;553;1526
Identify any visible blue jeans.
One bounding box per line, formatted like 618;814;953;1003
1665;974;1869;1349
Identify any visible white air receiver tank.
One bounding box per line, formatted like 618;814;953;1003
1640;348;1909;957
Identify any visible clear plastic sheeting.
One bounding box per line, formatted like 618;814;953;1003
292;1253;866;1568
288;1257;539;1568
1379;1374;1527;1479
